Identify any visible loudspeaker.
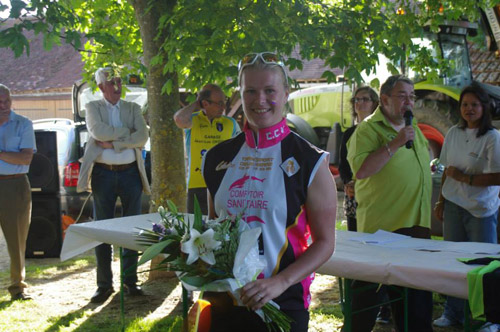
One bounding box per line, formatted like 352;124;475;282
26;195;62;258
28;131;59;194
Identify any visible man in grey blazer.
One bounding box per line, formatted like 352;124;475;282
77;67;151;304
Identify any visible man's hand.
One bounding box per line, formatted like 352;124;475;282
393;126;415;148
173;100;200;129
96;140;114;149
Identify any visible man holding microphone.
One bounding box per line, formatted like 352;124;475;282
344;75;433;332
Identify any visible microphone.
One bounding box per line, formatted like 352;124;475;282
404;110;413;149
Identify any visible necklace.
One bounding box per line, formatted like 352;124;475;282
465;128;477;143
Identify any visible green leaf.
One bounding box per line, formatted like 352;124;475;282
137;239;175;266
180;275;210;288
164;79;173;95
166;200;178;214
42;32;61;51
192;195;203;232
386;62;401;75
370;78;381;90
10;0;26;17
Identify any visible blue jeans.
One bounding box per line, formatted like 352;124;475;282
91;164;143;288
442;200;498;323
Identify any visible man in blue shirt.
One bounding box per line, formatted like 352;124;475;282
0;84;36;301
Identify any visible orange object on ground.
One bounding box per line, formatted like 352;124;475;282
187;298;211;332
61;214;76;239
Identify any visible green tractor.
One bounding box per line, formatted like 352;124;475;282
286;7;500;235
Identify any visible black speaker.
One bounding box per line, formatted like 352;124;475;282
28;131;59;194
26;195;62;258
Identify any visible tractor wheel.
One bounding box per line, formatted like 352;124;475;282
413;98;458;159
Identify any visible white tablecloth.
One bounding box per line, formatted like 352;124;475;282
60;213;160;261
61;216;500;299
318;231;500;299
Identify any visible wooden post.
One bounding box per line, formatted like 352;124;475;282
148;255;176;280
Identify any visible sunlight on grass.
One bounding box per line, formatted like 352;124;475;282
145;282;184;321
0;299;53;331
126;315;183;332
310;311;343;332
25;255;95;279
46;309;93;332
336;219;348;231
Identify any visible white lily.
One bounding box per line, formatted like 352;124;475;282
181;228;221;265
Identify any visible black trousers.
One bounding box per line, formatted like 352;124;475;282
347;216;357;232
342;226;434;332
203;292;309;332
345;280;433;332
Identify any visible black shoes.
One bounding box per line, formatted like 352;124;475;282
11;292;32;301
124;284;144;296
90;287;114;303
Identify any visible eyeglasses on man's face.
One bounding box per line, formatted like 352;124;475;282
390;94;417;102
352;97;372;103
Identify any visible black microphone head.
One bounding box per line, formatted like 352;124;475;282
404;110;413;126
403;110;413;120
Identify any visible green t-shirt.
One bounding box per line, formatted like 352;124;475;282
346;107;432;233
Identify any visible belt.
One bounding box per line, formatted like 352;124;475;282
0;173;25;180
94;162;136;172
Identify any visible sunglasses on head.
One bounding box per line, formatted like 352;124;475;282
238;52;288;84
238;52;284;70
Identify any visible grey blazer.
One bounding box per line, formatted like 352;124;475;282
77;99;151;195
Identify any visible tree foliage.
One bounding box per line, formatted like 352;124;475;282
2;0;499;87
1;0;499;206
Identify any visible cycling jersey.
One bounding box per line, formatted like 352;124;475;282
185;111;240;189
203;118;327;310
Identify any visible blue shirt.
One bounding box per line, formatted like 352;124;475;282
0;111;36;174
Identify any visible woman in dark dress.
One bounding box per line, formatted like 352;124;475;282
338;86;379;231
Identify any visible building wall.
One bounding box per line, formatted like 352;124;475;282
11;93;73;121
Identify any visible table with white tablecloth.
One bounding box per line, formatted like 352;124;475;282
62;216;500;299
61;216;500;331
318;230;500;299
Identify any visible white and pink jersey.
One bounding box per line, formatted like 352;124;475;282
202;118;327;310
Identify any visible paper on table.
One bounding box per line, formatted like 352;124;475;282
349;229;500;255
349;230;410;245
416;241;500;255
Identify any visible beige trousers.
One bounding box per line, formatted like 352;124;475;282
0;175;31;295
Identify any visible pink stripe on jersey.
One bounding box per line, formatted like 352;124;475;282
287;205;314;308
244;118;291;149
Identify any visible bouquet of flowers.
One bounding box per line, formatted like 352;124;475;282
136;199;293;332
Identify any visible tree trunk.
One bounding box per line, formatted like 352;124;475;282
130;0;186;279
